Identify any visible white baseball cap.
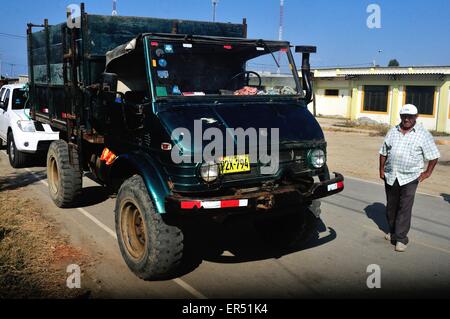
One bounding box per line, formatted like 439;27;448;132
400;104;418;115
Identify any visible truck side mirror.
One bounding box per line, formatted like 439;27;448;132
295;46;317;104
0;101;5;110
102;73;118;92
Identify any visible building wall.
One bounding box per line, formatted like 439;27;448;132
446;88;450;133
308;79;352;118
312;76;450;133
18;75;29;84
313;88;350;117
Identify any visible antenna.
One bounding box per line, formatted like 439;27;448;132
212;0;219;22
112;0;118;16
277;0;284;73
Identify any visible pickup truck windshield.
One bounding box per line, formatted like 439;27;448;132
12;88;27;110
146;38;301;98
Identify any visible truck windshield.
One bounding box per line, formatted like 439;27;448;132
146;38;301;98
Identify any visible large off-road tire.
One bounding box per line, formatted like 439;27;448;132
7;132;28;168
47;140;82;208
115;175;184;280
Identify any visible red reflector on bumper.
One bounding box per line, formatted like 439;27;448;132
180;199;248;210
220;200;240;208
327;181;344;192
181;201;202;210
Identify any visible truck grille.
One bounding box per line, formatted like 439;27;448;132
34;121;45;132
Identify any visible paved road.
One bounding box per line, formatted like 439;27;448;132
1;150;449;299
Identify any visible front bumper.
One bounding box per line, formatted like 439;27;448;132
13;128;59;153
166;173;344;213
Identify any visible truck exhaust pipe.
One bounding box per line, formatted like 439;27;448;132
295;46;316;104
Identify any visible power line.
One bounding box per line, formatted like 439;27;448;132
0;32;26;39
1;61;27;67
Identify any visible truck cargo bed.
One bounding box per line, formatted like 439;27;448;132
28;5;247;135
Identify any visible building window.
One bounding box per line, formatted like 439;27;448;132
325;89;339;97
405;86;435;116
363;85;389;113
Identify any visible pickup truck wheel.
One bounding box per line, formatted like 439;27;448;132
47;140;82;208
115;175;184;280
7;132;28;168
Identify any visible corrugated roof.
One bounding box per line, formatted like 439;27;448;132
312;66;450;77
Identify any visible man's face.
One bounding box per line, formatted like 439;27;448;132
400;114;418;129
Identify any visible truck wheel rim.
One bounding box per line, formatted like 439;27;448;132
121;200;147;260
49;157;59;195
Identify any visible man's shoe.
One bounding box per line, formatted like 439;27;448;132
385;233;391;241
395;242;407;252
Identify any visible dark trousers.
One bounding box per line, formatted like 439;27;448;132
385;179;419;245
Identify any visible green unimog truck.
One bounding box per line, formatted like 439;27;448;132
27;3;344;280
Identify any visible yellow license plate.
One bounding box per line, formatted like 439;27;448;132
220;155;251;175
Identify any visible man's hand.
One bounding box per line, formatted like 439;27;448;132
419;159;438;183
379;155;387;181
419;171;431;182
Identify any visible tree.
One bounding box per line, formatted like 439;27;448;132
388;59;400;67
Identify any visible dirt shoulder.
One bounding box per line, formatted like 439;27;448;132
0;157;94;299
324;130;450;197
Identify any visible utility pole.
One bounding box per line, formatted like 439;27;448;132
373;49;382;67
112;0;118;16
212;0;219;22
277;0;284;74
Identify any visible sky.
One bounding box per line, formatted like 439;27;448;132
0;0;449;77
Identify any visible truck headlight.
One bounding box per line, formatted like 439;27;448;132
200;162;220;183
308;149;326;169
17;120;36;133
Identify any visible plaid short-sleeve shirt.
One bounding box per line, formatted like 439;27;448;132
379;124;440;186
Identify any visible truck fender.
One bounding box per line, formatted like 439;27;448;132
110;152;171;214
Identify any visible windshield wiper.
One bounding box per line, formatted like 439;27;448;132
257;39;280;69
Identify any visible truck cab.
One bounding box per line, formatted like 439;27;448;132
100;34;344;212
0;83;59;167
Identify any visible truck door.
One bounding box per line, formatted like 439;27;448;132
0;89;10;139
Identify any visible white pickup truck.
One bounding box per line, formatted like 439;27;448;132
0;83;59;168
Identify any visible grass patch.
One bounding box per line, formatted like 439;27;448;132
332;120;390;137
439;161;450;166
0;190;92;298
316;115;346;120
429;131;450;137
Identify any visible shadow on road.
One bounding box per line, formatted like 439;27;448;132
364;202;389;233
165;209;337;279
76;186;111;208
0;171;46;192
441;193;450;204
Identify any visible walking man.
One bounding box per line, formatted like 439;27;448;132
379;104;440;252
